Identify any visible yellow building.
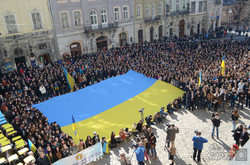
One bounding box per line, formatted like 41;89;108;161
0;0;56;69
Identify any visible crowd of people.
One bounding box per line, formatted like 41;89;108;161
0;33;249;164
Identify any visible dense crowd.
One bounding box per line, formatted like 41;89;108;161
0;35;249;164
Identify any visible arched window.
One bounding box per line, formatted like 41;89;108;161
90;9;98;25
114;7;120;20
152;4;155;18
101;9;107;24
123;6;129;19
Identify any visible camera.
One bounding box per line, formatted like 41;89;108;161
139;108;144;113
132;144;138;148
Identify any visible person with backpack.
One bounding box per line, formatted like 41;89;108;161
211;112;221;139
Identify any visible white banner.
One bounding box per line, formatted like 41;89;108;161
53;142;103;165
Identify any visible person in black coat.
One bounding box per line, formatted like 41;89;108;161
37;151;51;165
92;132;100;145
233;125;243;146
240;127;249;147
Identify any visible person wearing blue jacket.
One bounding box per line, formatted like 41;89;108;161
192;131;208;162
135;142;145;165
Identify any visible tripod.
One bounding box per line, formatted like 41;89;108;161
164;135;169;151
140;111;144;123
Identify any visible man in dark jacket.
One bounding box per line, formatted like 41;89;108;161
37;151;51;165
211;113;221;139
166;124;179;147
240;127;249;147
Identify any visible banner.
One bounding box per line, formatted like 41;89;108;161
53;142;103;165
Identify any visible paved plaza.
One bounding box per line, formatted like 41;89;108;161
89;106;250;165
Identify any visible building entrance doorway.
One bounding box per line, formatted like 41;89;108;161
96;36;108;49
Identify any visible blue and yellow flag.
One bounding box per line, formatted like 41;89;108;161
72;115;79;139
221;55;225;76
28;139;37;153
63;66;75;91
199;71;202;86
102;142;109;153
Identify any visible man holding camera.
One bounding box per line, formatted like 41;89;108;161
166;124;179;148
192;131;208;162
135;142;145;165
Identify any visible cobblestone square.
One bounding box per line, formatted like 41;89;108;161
89;107;250;165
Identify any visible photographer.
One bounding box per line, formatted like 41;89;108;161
192;131;208;162
135;142;145;165
166;124;179;148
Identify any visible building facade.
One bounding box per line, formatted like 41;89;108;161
222;0;240;25
207;0;223;30
133;0;165;43
165;0;191;37
50;0;134;56
0;0;56;69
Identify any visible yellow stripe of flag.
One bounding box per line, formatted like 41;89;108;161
63;66;75;91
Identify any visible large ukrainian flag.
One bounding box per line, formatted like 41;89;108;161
63;66;75;91
33;71;184;142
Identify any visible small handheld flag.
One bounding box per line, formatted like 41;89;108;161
28;139;37;153
72;115;79;139
199;71;202;86
63;66;75;91
221;55;225;76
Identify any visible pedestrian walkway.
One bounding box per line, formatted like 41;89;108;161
89;107;250;165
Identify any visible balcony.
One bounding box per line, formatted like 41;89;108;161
215;0;222;5
144;15;161;23
168;10;190;16
84;22;119;33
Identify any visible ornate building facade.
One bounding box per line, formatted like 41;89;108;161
0;0;56;70
50;0;134;56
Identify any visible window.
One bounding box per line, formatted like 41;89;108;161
4;15;18;34
191;2;196;13
146;5;150;17
199;1;203;12
123;6;129;19
32;12;42;30
90;10;98;25
176;0;179;12
203;1;207;12
60;12;70;29
183;0;186;9
136;5;141;18
158;3;163;15
152;4;155;18
169;0;173;11
39;43;47;50
73;11;82;27
101;9;107;24
114;7;120;20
